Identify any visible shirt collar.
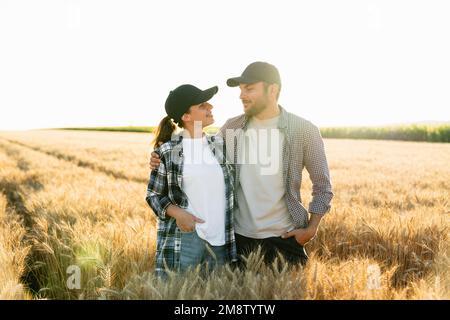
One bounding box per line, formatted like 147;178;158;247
242;105;288;130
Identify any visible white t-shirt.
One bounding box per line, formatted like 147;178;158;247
182;136;226;246
234;115;296;238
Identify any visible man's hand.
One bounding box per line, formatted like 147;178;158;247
166;204;204;232
282;213;324;245
281;226;317;246
149;151;161;170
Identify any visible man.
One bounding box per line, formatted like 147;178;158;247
150;61;333;267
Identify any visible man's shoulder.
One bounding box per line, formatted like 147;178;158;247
221;114;246;130
284;109;318;132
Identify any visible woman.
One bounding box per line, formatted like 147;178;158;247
146;84;236;278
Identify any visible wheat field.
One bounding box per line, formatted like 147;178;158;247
0;130;448;300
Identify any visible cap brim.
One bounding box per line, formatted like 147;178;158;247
193;86;219;104
226;76;259;87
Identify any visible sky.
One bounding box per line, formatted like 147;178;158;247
0;0;449;130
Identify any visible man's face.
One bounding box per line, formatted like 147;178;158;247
239;82;270;117
182;102;214;127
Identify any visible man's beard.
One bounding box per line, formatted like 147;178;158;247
243;99;267;117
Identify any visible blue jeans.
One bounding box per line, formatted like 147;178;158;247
179;230;227;274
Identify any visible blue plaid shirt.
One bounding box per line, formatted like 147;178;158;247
146;132;237;277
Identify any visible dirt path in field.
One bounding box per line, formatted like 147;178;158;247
3;138;147;184
0;141;46;296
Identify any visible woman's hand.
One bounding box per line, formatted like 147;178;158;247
166;205;204;232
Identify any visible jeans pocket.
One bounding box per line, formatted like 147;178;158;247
180;229;196;234
178;226;196;234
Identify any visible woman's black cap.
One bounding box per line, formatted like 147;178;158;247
165;84;218;124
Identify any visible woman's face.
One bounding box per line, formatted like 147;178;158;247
182;102;214;128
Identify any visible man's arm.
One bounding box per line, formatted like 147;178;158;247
149;121;230;170
304;123;334;215
149;151;161;170
282;123;333;245
282;213;323;245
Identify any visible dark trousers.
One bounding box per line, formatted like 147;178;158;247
235;233;308;268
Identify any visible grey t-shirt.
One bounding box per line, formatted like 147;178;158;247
234;115;296;238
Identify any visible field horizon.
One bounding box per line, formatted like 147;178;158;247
2;121;447;143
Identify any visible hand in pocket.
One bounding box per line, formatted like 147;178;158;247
281;227;316;246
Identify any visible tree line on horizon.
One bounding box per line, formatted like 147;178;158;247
57;124;450;143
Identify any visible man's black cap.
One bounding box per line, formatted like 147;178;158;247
226;61;281;87
165;84;218;124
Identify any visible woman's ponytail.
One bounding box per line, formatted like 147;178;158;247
152;116;177;148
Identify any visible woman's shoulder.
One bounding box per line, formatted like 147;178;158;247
206;133;224;144
155;134;183;157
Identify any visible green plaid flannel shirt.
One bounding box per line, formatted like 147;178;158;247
146;133;237;277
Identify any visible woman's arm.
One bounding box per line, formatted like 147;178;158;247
145;152;172;220
145;151;205;230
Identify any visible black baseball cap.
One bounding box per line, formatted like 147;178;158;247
165;84;218;124
226;61;281;87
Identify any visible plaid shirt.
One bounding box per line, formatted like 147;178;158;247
146;132;237;277
218;106;334;229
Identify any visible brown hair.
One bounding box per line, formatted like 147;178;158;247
152;110;190;148
152;116;176;148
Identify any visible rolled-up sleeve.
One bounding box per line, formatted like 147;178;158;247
145;152;172;220
304;124;334;214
